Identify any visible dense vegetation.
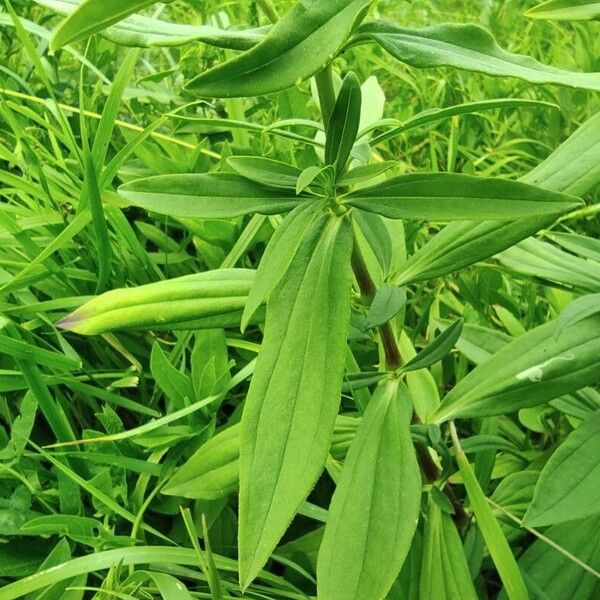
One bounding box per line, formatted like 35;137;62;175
0;0;599;598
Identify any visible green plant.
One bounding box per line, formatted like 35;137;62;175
0;0;599;599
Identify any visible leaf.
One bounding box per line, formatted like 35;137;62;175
49;0;158;50
419;497;478;600
241;200;321;331
523;410;600;526
150;342;194;407
451;424;529;600
186;0;373;97
526;0;600;20
317;380;421;600
118;173;305;219
343;173;580;221
499;516;600;600
325;72;362;175
433;315;600;422
336;161;397;187
394;110;600;285
363;284;406;330
555;294;600;340
356;20;600;91
403;319;463;372
238;213;354;588
227;156;302;190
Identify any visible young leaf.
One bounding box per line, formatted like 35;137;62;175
402;319;463;372
336;161;397;187
451;423;529;600
50;0;158;51
37;0;267;49
433;315;600;422
343;173;580;221
238;213;354;588
317;380;421;600
227;156;302;190
118;173;305;219
356;21;600;91
363;284;406;330
186;0;373;97
526;0;600;20
419;497;478;600
523;410;600;526
241;201;322;331
325;72;362;175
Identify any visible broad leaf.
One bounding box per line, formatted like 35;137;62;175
524;410;600;526
434;315;600;422
238;214;354;588
451;425;529;600
50;0;158;50
186;0;373;97
119;173;305;219
241;201;321;331
317;380;421;600
227;156;302;190
325;72;362;175
37;0;267;48
526;0;600;20
356;21;600;91
343;173;580;221
419;497;478;600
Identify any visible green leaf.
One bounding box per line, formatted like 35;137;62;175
336;161;397;187
59;269;256;335
526;0;600;20
325;72;362;175
524;410;600;526
227;156;302;190
49;0;157;51
186;0;373;97
363;284;406;330
238;213;354;588
394;110;600;285
403;319;463;372
39;0;268;48
118;173;305;219
317;380;421;600
343;173;580;221
241;201;321;331
357;21;600;91
434;315;600;422
555;294;600;340
451;424;529;600
419;496;478;600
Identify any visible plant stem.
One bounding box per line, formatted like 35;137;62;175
256;0;279;24
314;65;336;130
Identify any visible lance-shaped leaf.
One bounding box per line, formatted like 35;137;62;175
363;284;406;330
238;213;354;588
523;410;600;527
317;380;421;600
118;173;305;219
451;424;529;600
526;0;600;20
356;21;600;91
50;0;157;50
37;0;267;49
325;72;362;175
555;294;600;339
186;0;373;97
402;319;463;372
227;156;302;190
419;497;478;600
394;110;600;285
342;173;580;221
58;269;256;335
241;201;322;331
433;315;600;422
